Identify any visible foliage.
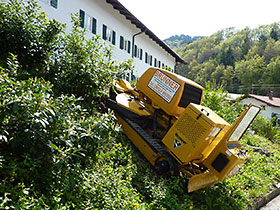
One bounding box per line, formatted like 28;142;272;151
45;16;133;104
251;115;280;143
1;1;280;210
0;0;131;106
202;82;243;123
171;24;280;96
164;34;204;49
0;73;99;161
0;0;63;76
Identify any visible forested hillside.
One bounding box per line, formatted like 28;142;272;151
169;25;280;96
164;34;204;48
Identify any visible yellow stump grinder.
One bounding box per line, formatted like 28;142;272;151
107;67;261;192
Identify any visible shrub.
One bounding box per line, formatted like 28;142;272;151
0;0;63;76
0;0;134;208
0;58;100;163
0;0;132;106
45;16;133;104
202;82;243;123
251;115;280;142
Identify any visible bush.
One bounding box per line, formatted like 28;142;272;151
0;1;133;207
251;115;280;142
0;0;132;106
1;58;98;161
0;0;63;76
45;16;133;105
0;57;126;208
202;82;243;123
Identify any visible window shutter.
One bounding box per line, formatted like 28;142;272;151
92;18;97;34
102;24;107;40
112;31;116;45
50;0;58;8
120;36;124;49
127;40;131;53
79;9;85;28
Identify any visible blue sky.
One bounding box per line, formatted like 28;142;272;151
119;0;280;39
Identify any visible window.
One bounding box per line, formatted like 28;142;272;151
103;24;116;45
84;13;91;31
158;61;161;68
134;45;138;57
121;38;131;53
92;18;97;34
50;0;57;9
149;55;153;65
40;0;57;8
133;46;143;59
102;24;107;40
123;39;131;53
140;49;143;60
79;9;97;34
127;40;131;53
110;30;116;45
162;63;165;69
145;52;148;63
154;58;157;67
120;36;124;49
124;40;128;51
145;53;153;65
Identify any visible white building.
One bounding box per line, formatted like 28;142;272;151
36;0;185;80
228;93;280;124
242;94;280;121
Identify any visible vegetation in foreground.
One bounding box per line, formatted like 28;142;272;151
1;1;280;209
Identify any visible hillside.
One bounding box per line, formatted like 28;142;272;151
171;25;280;97
164;34;204;49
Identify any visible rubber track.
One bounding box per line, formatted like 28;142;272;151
122;116;178;173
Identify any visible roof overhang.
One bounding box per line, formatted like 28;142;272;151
106;0;185;64
243;94;280;107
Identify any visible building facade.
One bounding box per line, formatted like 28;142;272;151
242;94;280;121
36;0;184;79
228;93;280;124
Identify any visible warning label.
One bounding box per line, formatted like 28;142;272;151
148;70;180;103
173;137;183;149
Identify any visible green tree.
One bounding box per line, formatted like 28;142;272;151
235;55;266;86
264;56;280;84
263;39;280;61
0;0;63;77
270;24;279;41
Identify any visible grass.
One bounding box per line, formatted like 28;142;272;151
1;114;280;209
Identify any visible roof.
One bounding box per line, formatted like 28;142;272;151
106;0;185;64
227;93;243;101
244;94;280;107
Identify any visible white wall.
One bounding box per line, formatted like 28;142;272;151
36;0;177;78
243;98;280;120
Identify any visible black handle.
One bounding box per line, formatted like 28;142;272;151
201;108;210;116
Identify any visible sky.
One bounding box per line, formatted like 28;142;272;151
118;0;280;40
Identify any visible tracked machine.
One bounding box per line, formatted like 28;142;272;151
107;67;260;192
